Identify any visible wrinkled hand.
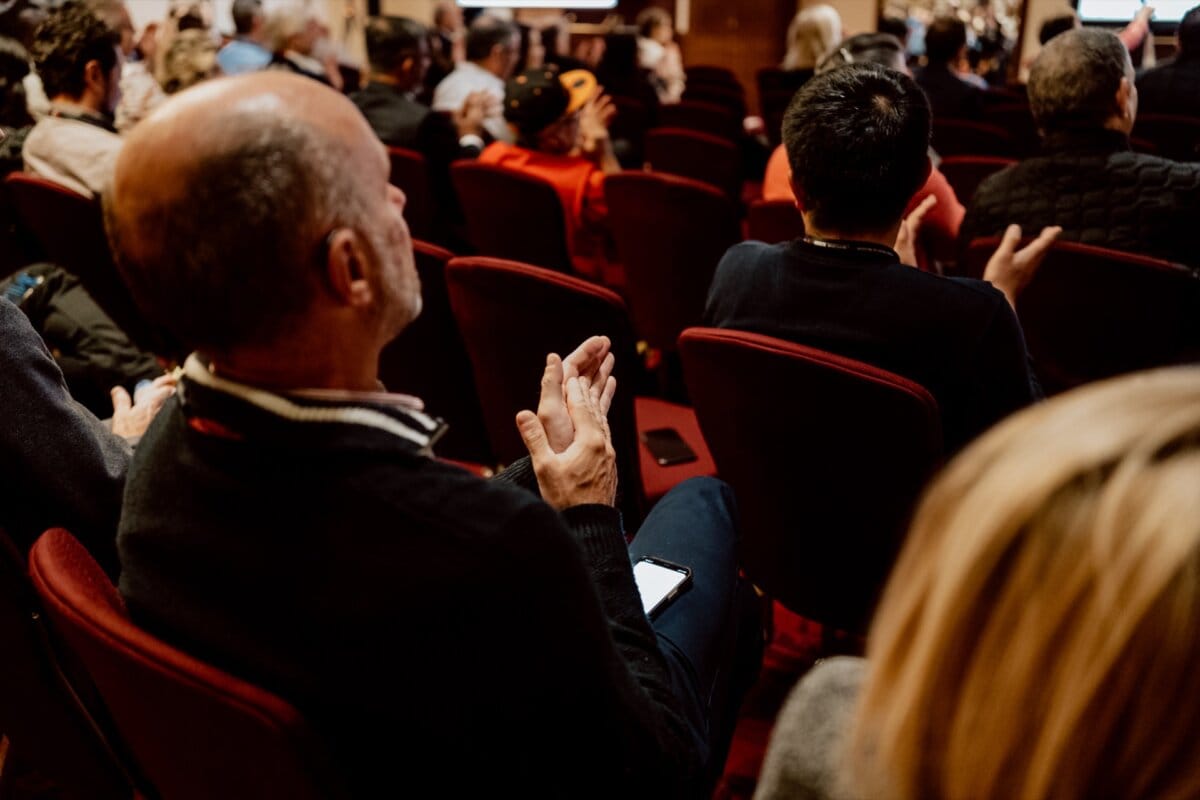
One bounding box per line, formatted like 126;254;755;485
579;91;616;154
110;373;177;440
893;194;938;267
983;224;1062;307
454;91;489;139
517;375;618;509
537;336;617;454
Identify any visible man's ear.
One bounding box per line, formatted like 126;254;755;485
83;58;105;93
324;228;374;309
1115;76;1134;122
788;169;807;213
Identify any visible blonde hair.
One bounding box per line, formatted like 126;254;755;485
159;28;217;94
848;367;1200;799
783;5;842;71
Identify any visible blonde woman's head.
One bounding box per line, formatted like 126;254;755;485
159;28;218;94
849;367;1200;800
783;5;842;71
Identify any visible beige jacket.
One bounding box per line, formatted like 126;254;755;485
23;112;123;200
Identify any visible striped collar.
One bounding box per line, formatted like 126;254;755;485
182;354;444;451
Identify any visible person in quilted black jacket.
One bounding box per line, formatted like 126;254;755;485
959;28;1200;270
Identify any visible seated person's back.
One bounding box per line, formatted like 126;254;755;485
108;71;754;797
706;64;1055;453
1133;5;1200;116
912;17;983;120
960;28;1200;269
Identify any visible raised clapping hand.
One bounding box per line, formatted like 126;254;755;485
983;224;1062;309
893;194;938;267
516;336;618;510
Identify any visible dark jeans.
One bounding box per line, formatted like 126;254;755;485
629;477;763;791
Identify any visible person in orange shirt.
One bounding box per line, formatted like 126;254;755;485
479;66;620;278
762;33;965;270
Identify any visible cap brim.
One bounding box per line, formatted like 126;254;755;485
560;70;597;115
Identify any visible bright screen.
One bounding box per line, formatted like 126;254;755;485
1078;0;1192;23
459;1;617;7
633;560;688;615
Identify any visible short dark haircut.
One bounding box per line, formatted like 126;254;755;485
1179;5;1200;55
783;63;930;234
816;32;905;74
924;16;967;65
1029;28;1129;132
465;16;517;63
1038;14;1077;45
878;16;909;44
33;1;118;100
230;0;262;36
364;16;425;75
0;36;32;128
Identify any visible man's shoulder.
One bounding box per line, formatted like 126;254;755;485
1108;149;1200;186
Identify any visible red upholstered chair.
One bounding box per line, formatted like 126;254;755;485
980;103;1039;155
657;100;743;143
645;128;742;200
679;328;943;633
29;529;344;800
4;173;174;357
445;256;715;527
938;155;1016;205
0;527;134;799
378;240;492;464
450;161;574;273
1132;113;1200;162
746;199;805;243
609;95;653;166
605;172;742;354
685;65;743;92
387;147;435;240
682;84;747;117
962;238;1200;395
931;119;1017;157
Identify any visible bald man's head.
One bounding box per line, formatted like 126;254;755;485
107;72;397;355
1029;28;1133;133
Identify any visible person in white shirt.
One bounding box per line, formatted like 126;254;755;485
432;16;519;143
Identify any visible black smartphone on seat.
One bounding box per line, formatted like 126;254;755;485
640;427;698;466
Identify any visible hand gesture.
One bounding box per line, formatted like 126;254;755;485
517;375;618;510
579;91;616;155
454;91;489;139
110;373;177;440
534;336;617;455
983;224;1062;308
893;194;938;267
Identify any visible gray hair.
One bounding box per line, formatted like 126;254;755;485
1029;28;1131;132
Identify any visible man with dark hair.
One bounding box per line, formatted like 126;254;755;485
961;28;1200;268
913;15;983;119
216;0;271;76
1137;4;1200;116
432;14;519;141
23;0;121;198
706;64;1058;453
106;71;757;797
350;15;486;155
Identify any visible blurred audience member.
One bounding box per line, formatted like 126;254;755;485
637;7;684;104
914;16;984;119
217;0;271;76
86;0;165;132
433;15;519;142
960;28;1200;269
755;367;1200;800
160;28;218;94
708;63;1058;454
0;36;34;175
782;5;841;72
265;5;339;88
1137;4;1200;116
24;0;122;198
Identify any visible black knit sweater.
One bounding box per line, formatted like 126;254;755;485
117;359;699;797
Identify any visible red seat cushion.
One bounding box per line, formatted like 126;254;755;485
635;396;716;504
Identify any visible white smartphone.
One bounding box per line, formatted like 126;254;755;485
633;557;693;618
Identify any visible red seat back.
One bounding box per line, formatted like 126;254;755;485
445;256;647;524
450;161;573;273
937;155;1016;205
645;127;742;199
681;84;746;117
1131;113;1200;162
29;529;343;800
657;100;742;143
378;240;492;464
680;328;942;633
4;173;173;355
963;238;1200;394
685;65;744;93
0;527;134;798
387;147;435;240
932;118;1016;157
605;172;742;352
980;103;1038;155
746;198;806;243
